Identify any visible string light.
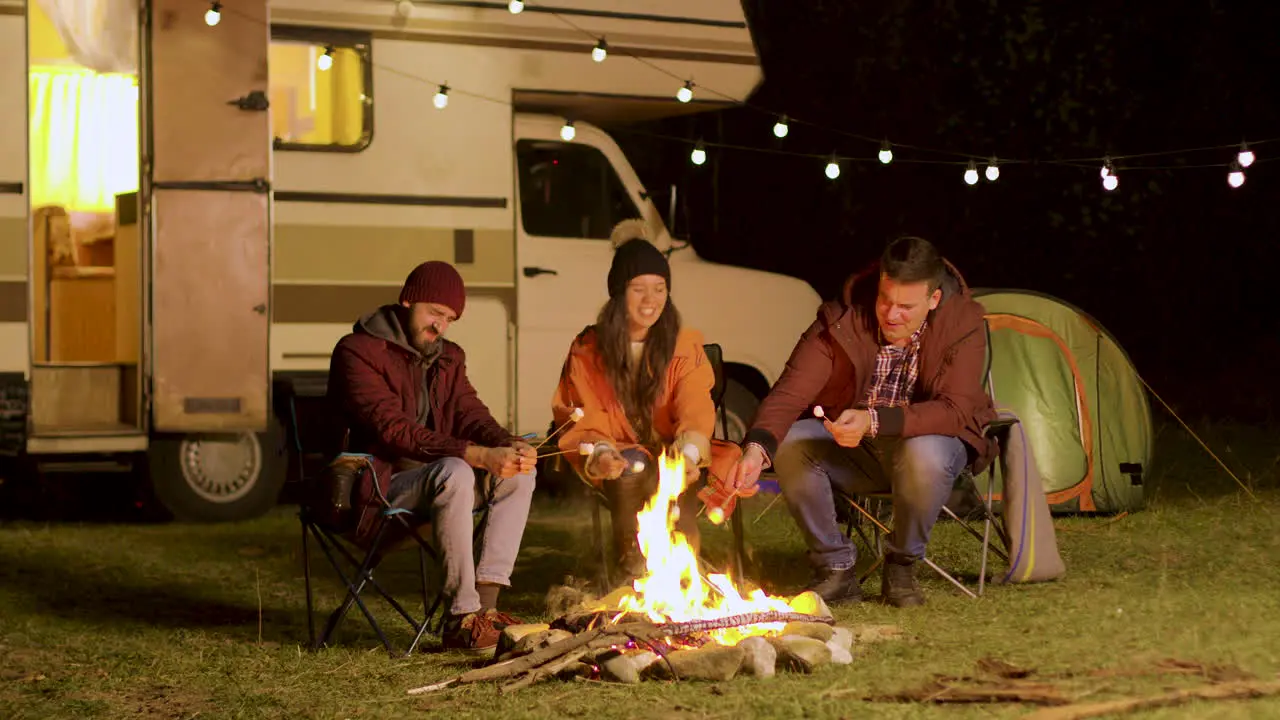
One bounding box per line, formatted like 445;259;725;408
1238;142;1255;168
193;0;1274;192
985;157;1000;182
824;155;841;180
1228;160;1245;188
1101;158;1118;191
773;115;789;138
691;140;706;165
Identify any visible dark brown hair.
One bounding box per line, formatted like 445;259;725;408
880;236;945;291
594;293;681;443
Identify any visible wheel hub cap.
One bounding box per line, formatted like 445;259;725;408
179;433;262;504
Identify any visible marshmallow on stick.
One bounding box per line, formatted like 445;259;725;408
813;405;826;419
538;407;585;449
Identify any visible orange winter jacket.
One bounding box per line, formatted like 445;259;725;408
551;325;742;487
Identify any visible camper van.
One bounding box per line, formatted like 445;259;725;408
0;0;821;522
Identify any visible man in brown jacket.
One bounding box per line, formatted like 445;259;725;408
725;237;995;607
329;260;537;652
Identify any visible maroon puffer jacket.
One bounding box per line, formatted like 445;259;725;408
327;305;514;537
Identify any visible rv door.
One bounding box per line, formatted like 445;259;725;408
145;0;271;432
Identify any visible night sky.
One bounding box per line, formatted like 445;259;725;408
613;0;1280;424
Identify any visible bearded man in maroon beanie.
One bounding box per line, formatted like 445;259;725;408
329;260;536;653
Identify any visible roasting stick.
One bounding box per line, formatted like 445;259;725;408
535;407;584;450
535;440;641;460
749;406;824;525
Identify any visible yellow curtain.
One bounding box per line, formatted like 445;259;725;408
268;43;364;146
29;66;139;214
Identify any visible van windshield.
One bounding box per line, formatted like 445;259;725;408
516;139;640;240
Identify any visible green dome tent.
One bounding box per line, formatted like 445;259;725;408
973;289;1153;514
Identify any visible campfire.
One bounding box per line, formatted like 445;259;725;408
409;450;855;695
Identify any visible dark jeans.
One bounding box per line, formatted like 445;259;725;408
774;418;968;569
602;447;704;566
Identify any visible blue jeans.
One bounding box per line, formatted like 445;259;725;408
388;458;536;616
774;418;968;569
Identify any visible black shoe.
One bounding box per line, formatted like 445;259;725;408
880;557;925;607
805;565;863;604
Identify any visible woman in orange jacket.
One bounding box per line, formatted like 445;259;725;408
551;238;741;581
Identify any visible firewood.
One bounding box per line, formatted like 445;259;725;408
405;611;836;696
500;649;591;694
458;628;607;684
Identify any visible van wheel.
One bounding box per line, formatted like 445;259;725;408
147;419;287;522
716;380;760;445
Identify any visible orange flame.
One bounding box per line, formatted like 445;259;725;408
611;449;822;645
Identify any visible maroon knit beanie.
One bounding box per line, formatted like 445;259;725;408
398;261;466;318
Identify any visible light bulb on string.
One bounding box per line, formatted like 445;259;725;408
1238;142;1255;168
317;46;334;71
985;157;999;182
432;83;449;110
824;155;841;180
963;160;979;185
508;0;524;13
1100;156;1117;190
691;140;707;166
676;81;694;103
560;120;576;142
1228;160;1245;188
878;141;893;165
773;115;789;138
592;39;607;62
205;1;221;26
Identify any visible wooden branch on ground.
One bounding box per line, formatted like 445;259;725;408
1022;679;1280;720
500;649;590;694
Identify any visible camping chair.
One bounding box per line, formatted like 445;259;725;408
568;343;735;594
284;390;495;657
836;418;1017;598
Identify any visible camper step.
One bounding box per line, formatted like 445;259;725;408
35;458;136;474
29;421;143;438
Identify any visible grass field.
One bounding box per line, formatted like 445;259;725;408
1;419;1278;719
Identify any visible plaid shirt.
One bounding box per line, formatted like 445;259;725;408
746;320;928;468
864;319;927;437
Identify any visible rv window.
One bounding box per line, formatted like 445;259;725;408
269;26;373;152
516;140;641;240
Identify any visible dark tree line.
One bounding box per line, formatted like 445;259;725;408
614;0;1280;423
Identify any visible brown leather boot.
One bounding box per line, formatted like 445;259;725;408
880;555;925;607
605;473;656;583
